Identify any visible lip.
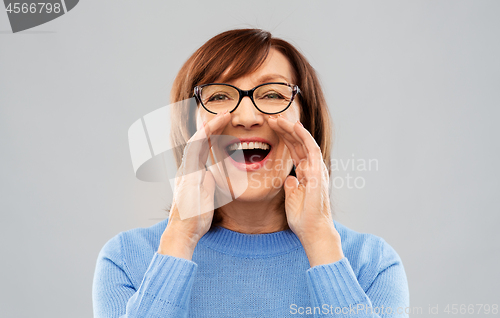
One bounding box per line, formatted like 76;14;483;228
223;137;273;172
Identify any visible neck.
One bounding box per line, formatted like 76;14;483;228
213;189;289;234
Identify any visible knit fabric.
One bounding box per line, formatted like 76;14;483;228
93;219;409;317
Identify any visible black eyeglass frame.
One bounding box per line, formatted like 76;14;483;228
193;82;301;115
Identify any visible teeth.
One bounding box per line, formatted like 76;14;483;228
227;141;270;151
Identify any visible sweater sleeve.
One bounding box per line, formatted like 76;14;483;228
305;239;410;317
92;233;198;318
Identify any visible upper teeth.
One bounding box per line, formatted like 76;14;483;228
227;141;270;151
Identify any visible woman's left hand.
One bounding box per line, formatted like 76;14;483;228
268;115;344;267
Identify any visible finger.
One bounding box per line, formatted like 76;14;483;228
182;111;230;176
293;120;323;171
268;116;307;162
200;110;232;162
283;175;299;198
274;116;308;160
268;117;303;165
282;139;303;168
203;110;231;137
283;175;305;214
276;116;324;177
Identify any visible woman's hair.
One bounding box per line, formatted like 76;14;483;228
170;28;333;175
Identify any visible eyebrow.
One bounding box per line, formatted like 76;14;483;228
256;74;292;84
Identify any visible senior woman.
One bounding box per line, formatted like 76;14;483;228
93;29;409;317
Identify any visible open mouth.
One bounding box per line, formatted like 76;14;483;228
225;141;271;164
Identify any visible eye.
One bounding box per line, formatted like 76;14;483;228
261;91;285;100
207;93;231;102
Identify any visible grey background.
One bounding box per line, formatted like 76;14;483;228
1;1;499;317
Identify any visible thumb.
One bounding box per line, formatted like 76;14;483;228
284;175;299;198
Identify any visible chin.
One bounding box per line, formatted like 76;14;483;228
212;171;285;204
235;186;283;202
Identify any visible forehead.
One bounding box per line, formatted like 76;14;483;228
221;48;295;88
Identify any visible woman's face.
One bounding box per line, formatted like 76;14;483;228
195;48;301;203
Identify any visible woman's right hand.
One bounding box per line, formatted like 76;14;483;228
157;110;230;260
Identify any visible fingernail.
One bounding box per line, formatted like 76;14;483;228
297;120;303;127
202;120;207;126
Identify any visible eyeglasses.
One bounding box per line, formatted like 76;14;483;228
194;82;301;115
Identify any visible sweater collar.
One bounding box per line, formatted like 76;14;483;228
197;225;302;258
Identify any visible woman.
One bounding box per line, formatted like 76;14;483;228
93;29;409;317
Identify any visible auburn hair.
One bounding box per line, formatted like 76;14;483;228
170;28;333;177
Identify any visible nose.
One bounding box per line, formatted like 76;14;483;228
230;96;264;129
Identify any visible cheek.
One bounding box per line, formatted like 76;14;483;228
282;102;301;122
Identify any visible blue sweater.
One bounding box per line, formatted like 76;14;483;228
93;219;409;317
